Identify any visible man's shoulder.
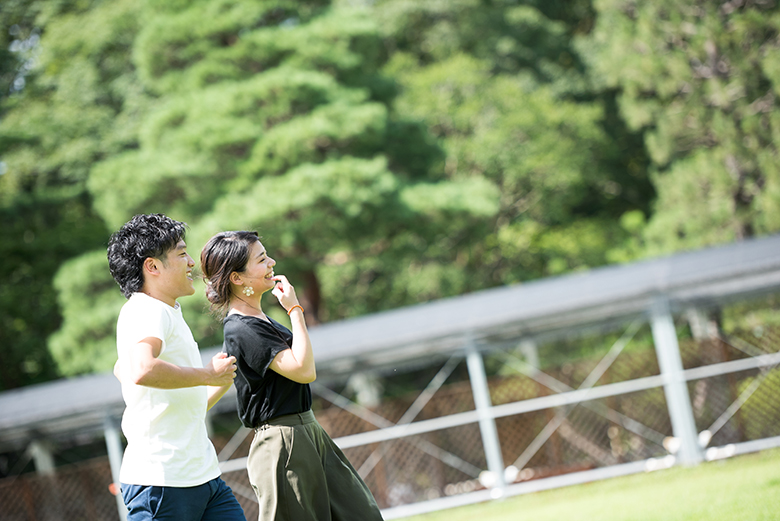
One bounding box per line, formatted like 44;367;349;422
119;293;169;322
121;292;156;310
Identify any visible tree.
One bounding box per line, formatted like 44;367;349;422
43;0;499;375
372;0;653;288
0;0;115;390
371;0;596;82
579;0;780;256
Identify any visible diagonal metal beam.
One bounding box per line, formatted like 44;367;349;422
498;345;667;446
312;357;482;478
719;334;768;358
511;320;642;469
706;364;779;438
217;425;252;462
398;356;462;426
699;331;780;440
357;355;463;477
312;383;395;429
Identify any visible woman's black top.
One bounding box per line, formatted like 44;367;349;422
222;314;312;427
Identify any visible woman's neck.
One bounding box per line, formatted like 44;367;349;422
229;295;266;319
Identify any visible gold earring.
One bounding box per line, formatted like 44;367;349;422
243;285;255;297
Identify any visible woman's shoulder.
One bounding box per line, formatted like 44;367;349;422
224;314;277;337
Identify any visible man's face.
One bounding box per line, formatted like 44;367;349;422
156;240;195;301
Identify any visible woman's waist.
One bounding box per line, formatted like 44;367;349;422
255;409;315;429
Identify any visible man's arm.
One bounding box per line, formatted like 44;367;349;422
123;337;236;389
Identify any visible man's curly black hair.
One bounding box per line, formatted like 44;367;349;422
107;214;188;298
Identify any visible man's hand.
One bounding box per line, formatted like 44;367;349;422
113;359;122;383
205;352;237;386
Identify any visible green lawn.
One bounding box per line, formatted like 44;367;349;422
400;449;780;521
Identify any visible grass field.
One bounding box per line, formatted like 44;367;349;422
400;449;780;521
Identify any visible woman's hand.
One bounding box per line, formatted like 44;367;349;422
271;274;300;312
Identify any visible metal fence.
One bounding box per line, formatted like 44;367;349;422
213;296;780;519
0;458;117;521
1;296;779;520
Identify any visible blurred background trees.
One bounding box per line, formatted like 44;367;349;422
580;0;780;256
0;0;115;389
1;0;778;389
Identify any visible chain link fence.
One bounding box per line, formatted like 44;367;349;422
0;458;116;521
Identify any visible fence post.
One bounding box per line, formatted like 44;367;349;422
465;341;506;492
650;297;703;466
518;339;540;374
104;416;128;521
28;440;55;476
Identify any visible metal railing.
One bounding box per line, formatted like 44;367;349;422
210;298;780;519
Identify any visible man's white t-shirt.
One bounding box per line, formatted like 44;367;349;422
116;292;221;487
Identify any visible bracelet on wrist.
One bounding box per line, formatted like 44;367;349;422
287;304;304;316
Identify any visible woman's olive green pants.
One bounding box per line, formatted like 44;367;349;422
248;410;384;521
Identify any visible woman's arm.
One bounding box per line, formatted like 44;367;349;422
269;306;316;383
207;382;233;410
267;275;316;383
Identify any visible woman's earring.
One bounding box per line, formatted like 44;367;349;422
243;285;255;297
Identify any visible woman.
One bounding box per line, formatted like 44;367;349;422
200;231;384;521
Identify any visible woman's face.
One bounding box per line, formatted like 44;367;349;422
239;240;276;295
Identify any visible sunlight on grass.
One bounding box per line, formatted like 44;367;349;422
400;449;780;521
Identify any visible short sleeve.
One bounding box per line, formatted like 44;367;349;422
223;316;290;379
117;297;169;352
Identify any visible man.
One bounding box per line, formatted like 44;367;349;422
108;213;246;521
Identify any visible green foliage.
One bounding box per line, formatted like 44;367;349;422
372;0;594;89
720;293;780;335
0;0;113;389
580;0;780;255
0;194;108;389
32;1;499;371
739;368;780;442
0;0;143;202
4;0;777;385
384;51;634;282
48;250;125;375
